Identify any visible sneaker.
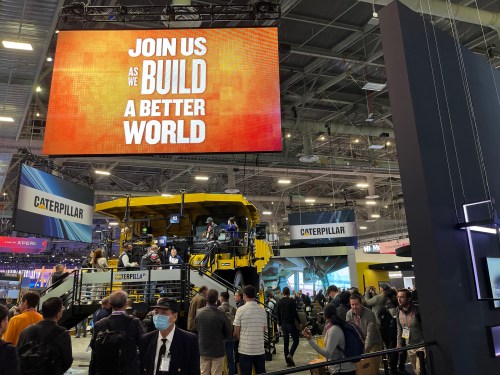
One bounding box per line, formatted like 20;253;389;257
286;354;295;367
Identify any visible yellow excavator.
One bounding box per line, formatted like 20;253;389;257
95;192;274;295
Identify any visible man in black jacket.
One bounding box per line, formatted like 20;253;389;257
139;298;200;375
90;291;144;375
17;297;72;375
276;287;301;367
0;304;20;375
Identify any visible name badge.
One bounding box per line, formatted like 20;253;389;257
160;354;171;372
402;327;410;340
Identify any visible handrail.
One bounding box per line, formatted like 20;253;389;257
39;269;80;297
262;341;437;375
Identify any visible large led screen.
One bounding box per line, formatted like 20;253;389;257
44;28;281;156
486;257;500;308
0;236;47;254
288;210;358;247
14;165;94;243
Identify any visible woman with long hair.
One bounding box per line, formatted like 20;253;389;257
303;304;356;374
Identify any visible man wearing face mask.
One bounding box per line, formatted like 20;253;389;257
139;298;200;375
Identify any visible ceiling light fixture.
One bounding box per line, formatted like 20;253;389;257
354;139;360;143
366;219;376;223
356;183;369;188
320;135;325;141
371;214;381;218
0;117;14;123
95;170;110;175
278;179;291;184
362;82;386;91
365;195;380;199
109;222;119;226
35;86;42;92
46;57;53;62
161;193;172;197
286;133;291;138
2;41;33;51
304;198;316;203
195;176;209;181
359;226;367;230
368;144;385;150
262;211;272;215
365;201;377;205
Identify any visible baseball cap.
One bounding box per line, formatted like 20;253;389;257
205;217;213;224
150;297;178;313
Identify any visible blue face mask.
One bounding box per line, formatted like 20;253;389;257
153;314;171;331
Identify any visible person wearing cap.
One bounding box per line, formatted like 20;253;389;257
139;297;200;375
204;217;219;241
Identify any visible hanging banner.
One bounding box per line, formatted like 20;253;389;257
14;165;94;243
288;210;358;247
378;239;410;254
43;28;281;156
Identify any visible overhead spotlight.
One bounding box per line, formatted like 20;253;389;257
95;170;110;175
262;211;272;215
195;176;209;181
36;112;40;117
278;179;291;184
35;86;42;92
386;141;391;146
365;201;377;205
55;30;60;34
286;133;291;138
305;198;316;203
356;183;369;188
320;135;325;141
46;57;53;62
354;139;360;143
359;226;367;230
371;214;380;218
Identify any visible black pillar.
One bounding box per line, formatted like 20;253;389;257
380;1;500;374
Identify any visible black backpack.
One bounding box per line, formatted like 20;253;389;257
92;316;134;374
18;325;61;375
379;301;397;329
338;321;365;362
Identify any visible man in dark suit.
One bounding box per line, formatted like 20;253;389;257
17;297;72;375
139;297;200;375
90;290;145;375
0;304;20;375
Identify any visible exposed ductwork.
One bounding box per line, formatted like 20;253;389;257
281;119;394;137
359;0;500;34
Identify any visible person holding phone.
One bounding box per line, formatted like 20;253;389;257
303;304;356;374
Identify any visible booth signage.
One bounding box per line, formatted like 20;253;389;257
113;271;148;283
288;210;358;246
44;28;281;156
379;239;410;254
0;237;48;254
14;165;94;243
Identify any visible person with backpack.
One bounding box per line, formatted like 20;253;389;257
0;304;20;375
304;304;357;374
89;290;145;375
17;297;72;375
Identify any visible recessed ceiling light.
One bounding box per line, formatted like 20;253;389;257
365;201;377;205
2;41;33;51
305;198;316;203
362;82;386;91
278;179;291;184
95;170;110;175
0;117;14;123
195;176;209;181
356;183;369;188
359;226;367;230
262;211;272;215
371;214;380;218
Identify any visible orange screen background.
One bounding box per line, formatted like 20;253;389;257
43;28;281;155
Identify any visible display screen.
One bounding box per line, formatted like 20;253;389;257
14;164;94;243
486;257;500;308
44;28;281;156
490;326;500;357
0;236;47;254
0;274;21;299
288;210;358;247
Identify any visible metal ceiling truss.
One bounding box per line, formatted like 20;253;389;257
60;2;281;24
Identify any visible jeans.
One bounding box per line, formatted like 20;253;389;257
282;323;299;358
225;340;235;375
239;354;265;375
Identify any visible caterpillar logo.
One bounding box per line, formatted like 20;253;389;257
114;272;147;281
33;195;83;219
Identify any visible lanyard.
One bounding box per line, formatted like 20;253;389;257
400;309;413;328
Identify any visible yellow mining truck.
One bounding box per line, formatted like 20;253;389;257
95;192;273;292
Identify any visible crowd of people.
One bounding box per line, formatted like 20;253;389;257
265;284;424;375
